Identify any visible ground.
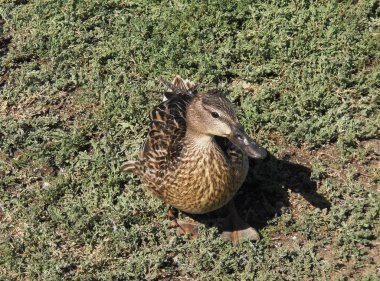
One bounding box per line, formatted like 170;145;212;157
0;0;379;280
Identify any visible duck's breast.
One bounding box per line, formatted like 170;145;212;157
155;142;248;214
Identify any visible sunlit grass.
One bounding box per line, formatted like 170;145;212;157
0;0;379;279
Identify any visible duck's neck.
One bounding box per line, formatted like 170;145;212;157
185;128;215;150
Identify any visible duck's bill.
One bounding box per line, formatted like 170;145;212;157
229;127;267;159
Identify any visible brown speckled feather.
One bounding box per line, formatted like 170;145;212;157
138;91;193;181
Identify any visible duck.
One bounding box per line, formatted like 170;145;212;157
122;75;267;245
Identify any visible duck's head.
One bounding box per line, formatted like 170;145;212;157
186;91;267;159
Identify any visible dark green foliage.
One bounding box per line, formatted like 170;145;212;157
0;0;379;280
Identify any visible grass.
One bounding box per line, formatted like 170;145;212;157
0;0;379;280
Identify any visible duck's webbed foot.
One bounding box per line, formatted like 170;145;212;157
221;200;260;245
167;207;199;240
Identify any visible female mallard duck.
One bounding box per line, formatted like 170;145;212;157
122;75;267;244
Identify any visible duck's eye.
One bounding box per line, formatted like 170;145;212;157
211;112;219;118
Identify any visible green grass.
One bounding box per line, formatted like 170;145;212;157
0;0;379;280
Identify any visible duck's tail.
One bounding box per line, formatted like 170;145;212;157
160;75;197;101
121;161;138;173
171;75;196;91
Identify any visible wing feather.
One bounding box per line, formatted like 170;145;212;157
124;76;197;190
139;92;193;179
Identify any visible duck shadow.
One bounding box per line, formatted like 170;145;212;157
236;152;331;229
187;152;331;233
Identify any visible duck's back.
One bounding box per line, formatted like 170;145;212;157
136;92;193;188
